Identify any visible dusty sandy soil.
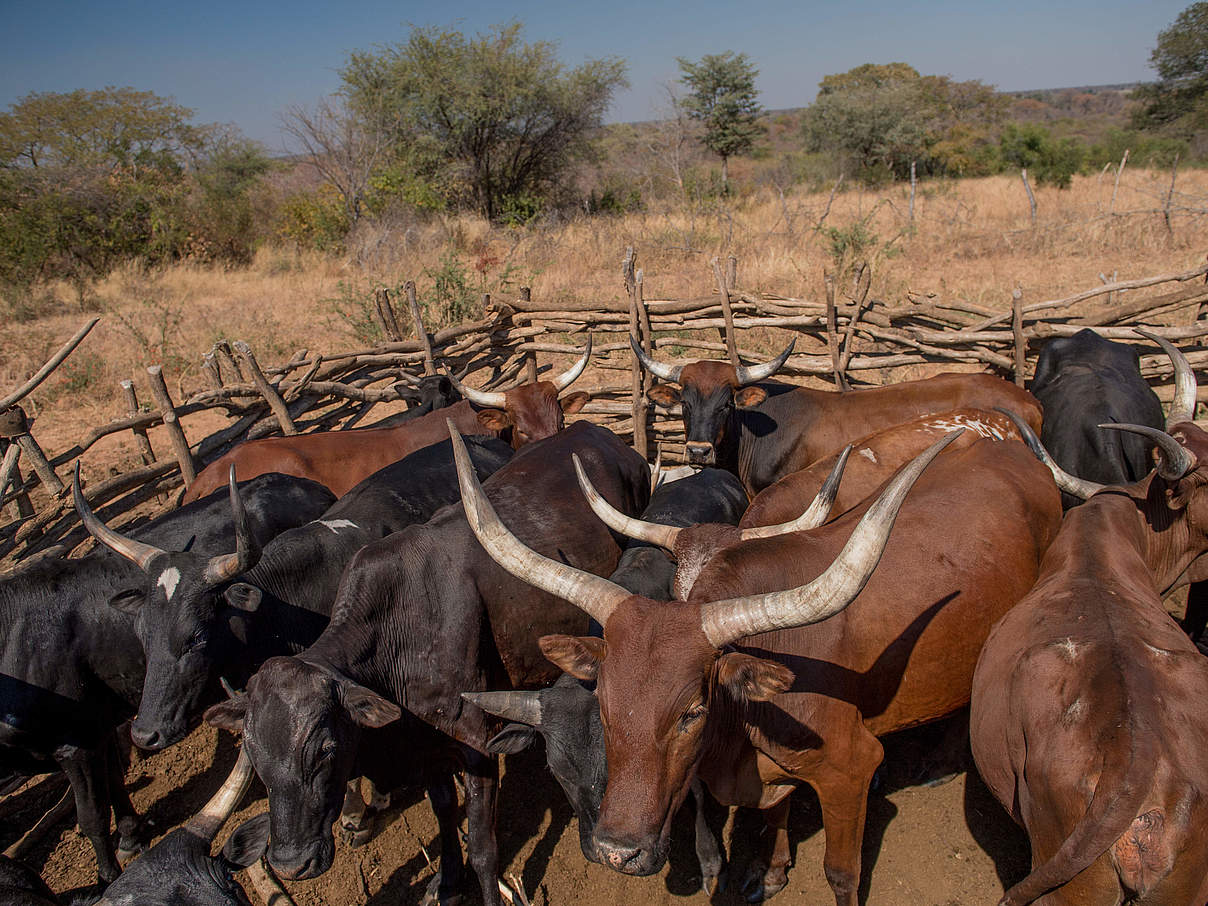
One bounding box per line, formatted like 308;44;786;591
4;710;1032;906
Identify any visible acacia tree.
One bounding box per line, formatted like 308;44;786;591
676;51;764;191
1133;2;1208;146
341;23;627;222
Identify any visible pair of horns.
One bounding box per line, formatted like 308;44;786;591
448;335;592;407
630;334;795;386
577;445;853;553
73;464;261;585
449;420;957;648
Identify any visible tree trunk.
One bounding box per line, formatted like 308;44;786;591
721;155;729;193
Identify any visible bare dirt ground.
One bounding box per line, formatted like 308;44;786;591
4;711;1031;906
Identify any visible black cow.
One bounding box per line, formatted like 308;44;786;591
76;436;514;753
362;374;463;429
204;421;649;906
0;856;62;906
464;467;748;892
0;473;333;885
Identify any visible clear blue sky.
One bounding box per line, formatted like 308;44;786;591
0;0;1189;151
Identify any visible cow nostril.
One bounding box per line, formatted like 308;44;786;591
131;726;162;750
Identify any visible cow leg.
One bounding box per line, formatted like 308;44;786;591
56;748;121;884
104;733;146;860
461;750;504;906
1183;581;1208;649
812;730;884;906
691;778;727;894
420;770;466;906
739;796;792;902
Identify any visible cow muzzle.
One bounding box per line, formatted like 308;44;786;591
593;833;665;876
131;716;186;752
684;442;716;466
269;841;333;881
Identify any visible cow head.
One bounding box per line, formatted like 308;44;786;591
74;465;263;752
94;746;269;906
399;372;462;410
448;425;953;875
463;676;607;861
449;336;592;447
203;657;399;881
631;335;794;468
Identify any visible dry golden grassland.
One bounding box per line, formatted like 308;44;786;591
3;168;1207;477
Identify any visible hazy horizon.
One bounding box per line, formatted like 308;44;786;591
0;0;1188;152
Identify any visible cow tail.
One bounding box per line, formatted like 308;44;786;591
998;727;1154;906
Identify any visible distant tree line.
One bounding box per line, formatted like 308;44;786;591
1;6;1205;308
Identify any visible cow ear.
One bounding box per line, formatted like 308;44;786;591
204;696;248;732
340;680;402;728
734;386;768;409
559;391;590;415
647;385;680;408
108;588;146;614
716;652;794;702
539;635;605;682
223;582;262;613
220;813;270;869
486;724;538;755
476;409;512;432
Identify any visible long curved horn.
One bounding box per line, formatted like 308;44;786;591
994;407;1104;500
630;334;682;383
201;467;262;586
698;430;961;648
1100;423;1198;481
450;422;631;627
649;446;663;492
445;369;507;408
735;338;796;386
553;334;592;391
186;744;253;841
740;445;852;540
461;690;543;727
574;454;681;551
1135;329;1198;428
73;462;166;571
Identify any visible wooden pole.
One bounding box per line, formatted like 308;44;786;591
146;365;197;487
825;271;849;391
201;353;224;391
404;282;437;376
374;287;403;342
630;270;651;459
14;433;65;497
1021;169;1037;226
212;342;245;384
0;317;100;410
520;287;537;382
120;380;157;467
0;441;24;518
1110;149;1129;215
711;256;739;366
233;342;297;436
909;161;917;224
1164;153;1180;239
1012;288;1026;387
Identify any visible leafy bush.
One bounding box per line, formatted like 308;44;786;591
998;123;1084;188
276;186;350;252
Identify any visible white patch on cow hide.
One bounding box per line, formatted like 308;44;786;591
157;567;181;600
1143;641;1173;658
320;519;359;533
1054;637;1079;661
1061;698;1085;726
858;448;877;463
922;414;1005;440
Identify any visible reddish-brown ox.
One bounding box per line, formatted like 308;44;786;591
181;339;592;501
631;334;1042;493
454;429;1063;904
970;340;1208;906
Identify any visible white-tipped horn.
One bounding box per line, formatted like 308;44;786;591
73;462;167;571
449;422;631;627
445;369;507;408
461;690;543;727
1100;422;1198;481
994;407;1104;500
186;745;253;842
630;334;682;383
735;339;796;386
649;446;663;492
740;445;851;540
698;430;962;648
553;334;592;391
1135;330;1198;428
574;454;681;551
201;467;262;586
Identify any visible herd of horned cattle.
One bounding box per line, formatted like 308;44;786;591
2;325;1207;906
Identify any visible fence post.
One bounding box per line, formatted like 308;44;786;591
1021;169;1037;226
2;405;65;498
1012;288;1026;387
520;287;537;382
825;271;849;391
1109;149;1129;215
909;160;917;224
629;269;651;458
233;342;297;436
146;365;197;487
0;439;32;520
1164;153;1180;240
120;380;158;467
374;288;403;342
404;282;437;376
711;256;739;367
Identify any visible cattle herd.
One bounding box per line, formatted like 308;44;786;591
2;326;1207;906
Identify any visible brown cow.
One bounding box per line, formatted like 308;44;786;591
453;428;1063;904
970;339;1208;906
631;334;1042;493
181;340;592;502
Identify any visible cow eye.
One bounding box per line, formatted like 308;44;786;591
679;703;707;728
184;628;208;652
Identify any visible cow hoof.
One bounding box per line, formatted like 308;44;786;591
740;864;788;902
115;817;150;859
419;872;465;906
339;820;375;848
700;865;728;895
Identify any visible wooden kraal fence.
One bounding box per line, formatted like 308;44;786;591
3;255;1208;568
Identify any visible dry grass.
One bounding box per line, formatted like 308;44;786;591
3;168;1207;469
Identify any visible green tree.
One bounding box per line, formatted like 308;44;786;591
341;22;627;222
676;52;764;191
1133;3;1208;145
998;123;1084;188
